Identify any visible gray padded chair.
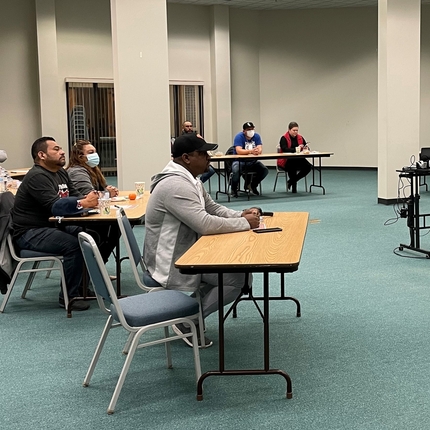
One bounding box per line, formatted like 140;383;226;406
0;234;68;314
78;232;201;414
116;207;207;348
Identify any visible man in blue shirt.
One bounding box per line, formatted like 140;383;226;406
231;122;269;197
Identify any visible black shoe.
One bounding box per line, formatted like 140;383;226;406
287;180;297;194
172;323;213;348
59;297;90;311
231;189;239;198
250;185;260;196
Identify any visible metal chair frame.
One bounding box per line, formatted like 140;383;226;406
116;207;208;348
78;232;201;414
0;234;68;313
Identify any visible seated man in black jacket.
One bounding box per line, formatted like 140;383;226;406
277;121;312;193
11;137;99;311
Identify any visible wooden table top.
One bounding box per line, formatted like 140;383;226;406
50;190;149;222
210;151;333;162
8;168;31;178
175;212;309;273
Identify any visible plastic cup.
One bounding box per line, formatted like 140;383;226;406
135;181;145;196
98;198;111;215
295;147;301;153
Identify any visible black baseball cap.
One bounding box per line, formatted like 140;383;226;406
171;134;218;158
242;122;255;130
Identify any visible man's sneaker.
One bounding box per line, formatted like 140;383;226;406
172;323;213;348
250;185;260;196
231;189;239;198
59;297;90;311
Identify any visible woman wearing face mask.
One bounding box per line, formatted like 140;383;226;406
67;140;119;264
67;140;118;197
231;122;269;197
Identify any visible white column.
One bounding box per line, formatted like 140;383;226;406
35;0;62;138
210;5;232;147
111;0;170;190
378;0;421;203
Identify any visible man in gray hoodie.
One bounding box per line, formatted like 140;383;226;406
144;133;260;347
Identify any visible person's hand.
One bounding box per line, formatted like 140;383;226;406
106;185;119;197
81;190;99;208
243;212;260;229
242;210;260;229
243;207;262;217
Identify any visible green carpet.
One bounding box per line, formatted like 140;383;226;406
2;169;430;429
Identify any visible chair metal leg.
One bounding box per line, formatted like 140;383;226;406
107;327;143;414
45;260;56;279
83;316;114;387
122;332;135;355
21;262;40;298
273;171;287;192
195;290;206;349
164;326;173;369
0;261;25;312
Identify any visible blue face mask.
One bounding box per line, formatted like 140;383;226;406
86;153;100;168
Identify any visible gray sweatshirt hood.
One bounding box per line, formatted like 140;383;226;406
150;160;195;193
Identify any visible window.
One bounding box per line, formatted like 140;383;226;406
169;83;204;139
66;81;117;176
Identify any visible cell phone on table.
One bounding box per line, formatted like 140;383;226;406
253;227;282;233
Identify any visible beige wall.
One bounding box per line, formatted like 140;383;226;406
257;8;378;167
1;1;430;173
167;4;214;140
0;0;41;170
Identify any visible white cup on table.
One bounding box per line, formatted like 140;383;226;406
98;198;111;215
135;181;145;196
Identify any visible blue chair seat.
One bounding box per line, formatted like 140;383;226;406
20;249;62;258
112;290;199;327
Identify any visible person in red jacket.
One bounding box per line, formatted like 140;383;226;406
277;121;312;193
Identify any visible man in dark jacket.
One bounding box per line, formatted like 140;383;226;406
11;137;98;311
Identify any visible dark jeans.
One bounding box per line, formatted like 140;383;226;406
283;158;312;184
231;161;269;191
200;165;216;184
87;224;120;263
15;226;83;299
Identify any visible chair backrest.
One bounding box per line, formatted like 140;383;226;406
116;207;142;269
275;144;284;173
116;207;159;292
7;234;20;262
224;145;236;175
78;232;126;322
